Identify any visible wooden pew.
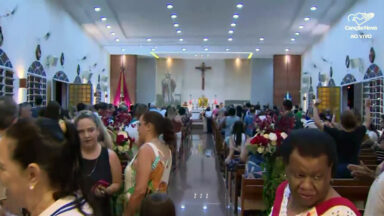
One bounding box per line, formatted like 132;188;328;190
240;176;266;216
230;164;245;213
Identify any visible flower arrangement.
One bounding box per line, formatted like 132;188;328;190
112;131;135;163
248;115;288;216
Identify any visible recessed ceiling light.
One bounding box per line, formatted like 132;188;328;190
233;14;239;19
179;38;184;42
299;25;304;29
115;38;120;42
226;48;230;51
259;37;264;41
204;48;209;51
167;4;173;9
203;38;208;42
231;23;236;27
121;48;126;52
176;30;182;34
111;32;116;36
94;7;101;12
228;30;234;34
310;6;317;11
106;25;111;29
182;48;187;52
195;54;198;57
146;38;152;42
295;32;300;36
285;48;290;52
291;38;296;41
101;17;107;22
304;17;310;22
173;23;179;27
151;48;156;51
255;48;260;52
171;14;177;19
236;3;244;9
228;37;233;41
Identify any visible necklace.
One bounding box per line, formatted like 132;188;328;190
87;157;99;176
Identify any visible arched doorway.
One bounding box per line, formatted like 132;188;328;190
53;70;69;108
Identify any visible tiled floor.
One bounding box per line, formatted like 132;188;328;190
168;130;233;216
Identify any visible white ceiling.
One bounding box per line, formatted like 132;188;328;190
56;0;358;59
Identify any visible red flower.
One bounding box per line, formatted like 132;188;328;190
250;135;269;147
116;134;128;145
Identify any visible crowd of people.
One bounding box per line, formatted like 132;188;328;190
207;99;384;215
2;95;384;215
0;96;188;216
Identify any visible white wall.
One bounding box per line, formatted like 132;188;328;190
137;57;156;104
302;0;383;104
251;58;273;106
0;0;110;103
155;59;252;105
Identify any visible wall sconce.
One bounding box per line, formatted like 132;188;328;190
19;78;27;88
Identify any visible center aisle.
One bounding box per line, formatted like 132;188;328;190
168;129;232;216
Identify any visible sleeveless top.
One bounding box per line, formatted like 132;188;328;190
124;143;172;200
81;147;112;216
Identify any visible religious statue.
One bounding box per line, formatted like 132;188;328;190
198;95;208;108
161;72;176;105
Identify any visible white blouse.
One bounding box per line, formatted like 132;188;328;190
39;196;92;216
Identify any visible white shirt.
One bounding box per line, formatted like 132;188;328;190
39;196;92;216
125;120;139;144
364;172;384;216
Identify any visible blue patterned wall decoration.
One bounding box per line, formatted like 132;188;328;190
53;71;69;82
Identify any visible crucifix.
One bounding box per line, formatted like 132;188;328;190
195;62;212;90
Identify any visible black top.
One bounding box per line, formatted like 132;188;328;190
81;147;112;216
324;125;366;164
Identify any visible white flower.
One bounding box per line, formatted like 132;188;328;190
117;146;124;152
269;133;277;141
281;132;288;139
257;146;265;154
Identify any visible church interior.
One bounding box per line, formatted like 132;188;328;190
0;0;383;216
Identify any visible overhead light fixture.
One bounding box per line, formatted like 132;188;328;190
310;6;317;11
291;38;296;41
236;3;244;9
203;38;208;42
259;37;264;41
146;38;152;42
173;23;179;27
94;7;101;12
228;37;233;41
228;30;234;34
226;48;230;51
167;4;173;9
115;38;120;42
121;48;126;52
233;14;239;19
182;48;187;52
111;32;116;36
285;48;290;52
101;17;107;22
295;32;300;36
150;52;159;59
255;48;260;52
194;54;198;57
179;38;184;42
248;52;253;59
176;30;182;34
151;48;156;51
299;25;304;29
171;14;177;19
106;25;111;29
231;23;236;27
204;48;208;51
304;17;310;22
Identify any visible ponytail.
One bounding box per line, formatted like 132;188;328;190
162;118;176;151
142;111;176;150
